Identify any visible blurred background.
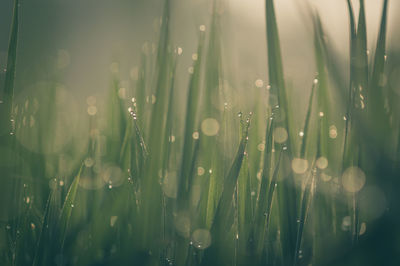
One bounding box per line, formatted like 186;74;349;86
1;0;399;105
1;0;400;265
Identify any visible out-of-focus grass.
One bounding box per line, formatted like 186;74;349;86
1;0;400;266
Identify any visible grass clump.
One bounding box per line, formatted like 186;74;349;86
1;0;400;265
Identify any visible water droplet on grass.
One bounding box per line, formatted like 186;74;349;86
329;125;338;139
197;167;205;176
177;47;183;55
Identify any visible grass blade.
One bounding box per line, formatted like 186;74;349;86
1;0;19;135
368;0;389;137
58;165;83;248
177;33;205;205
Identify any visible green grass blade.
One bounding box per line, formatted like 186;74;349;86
212;119;250;234
177;34;205;205
253;119;273;253
353;0;368;117
265;0;285;108
139;0;173;250
368;0;389;136
255;146;282;256
293;166;316;266
1;0;19;135
300;79;317;159
201;117;250;265
58;164;83;248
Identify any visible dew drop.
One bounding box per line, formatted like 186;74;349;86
197;167;205;176
329;125;338;139
177;47;183;55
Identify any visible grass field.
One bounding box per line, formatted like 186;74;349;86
1;0;400;265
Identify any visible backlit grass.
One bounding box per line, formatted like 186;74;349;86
1;0;399;265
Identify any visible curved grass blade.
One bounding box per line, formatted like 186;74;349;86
257;147;282;256
212;118;250;233
253;119;273;254
293;166;316;266
33;182;62;266
300;79;317;159
1;0;19;134
58;164;83;248
201;117;250;265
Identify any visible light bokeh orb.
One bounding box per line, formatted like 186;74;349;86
342;167;366;193
201;118;220;136
191;229;212;249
